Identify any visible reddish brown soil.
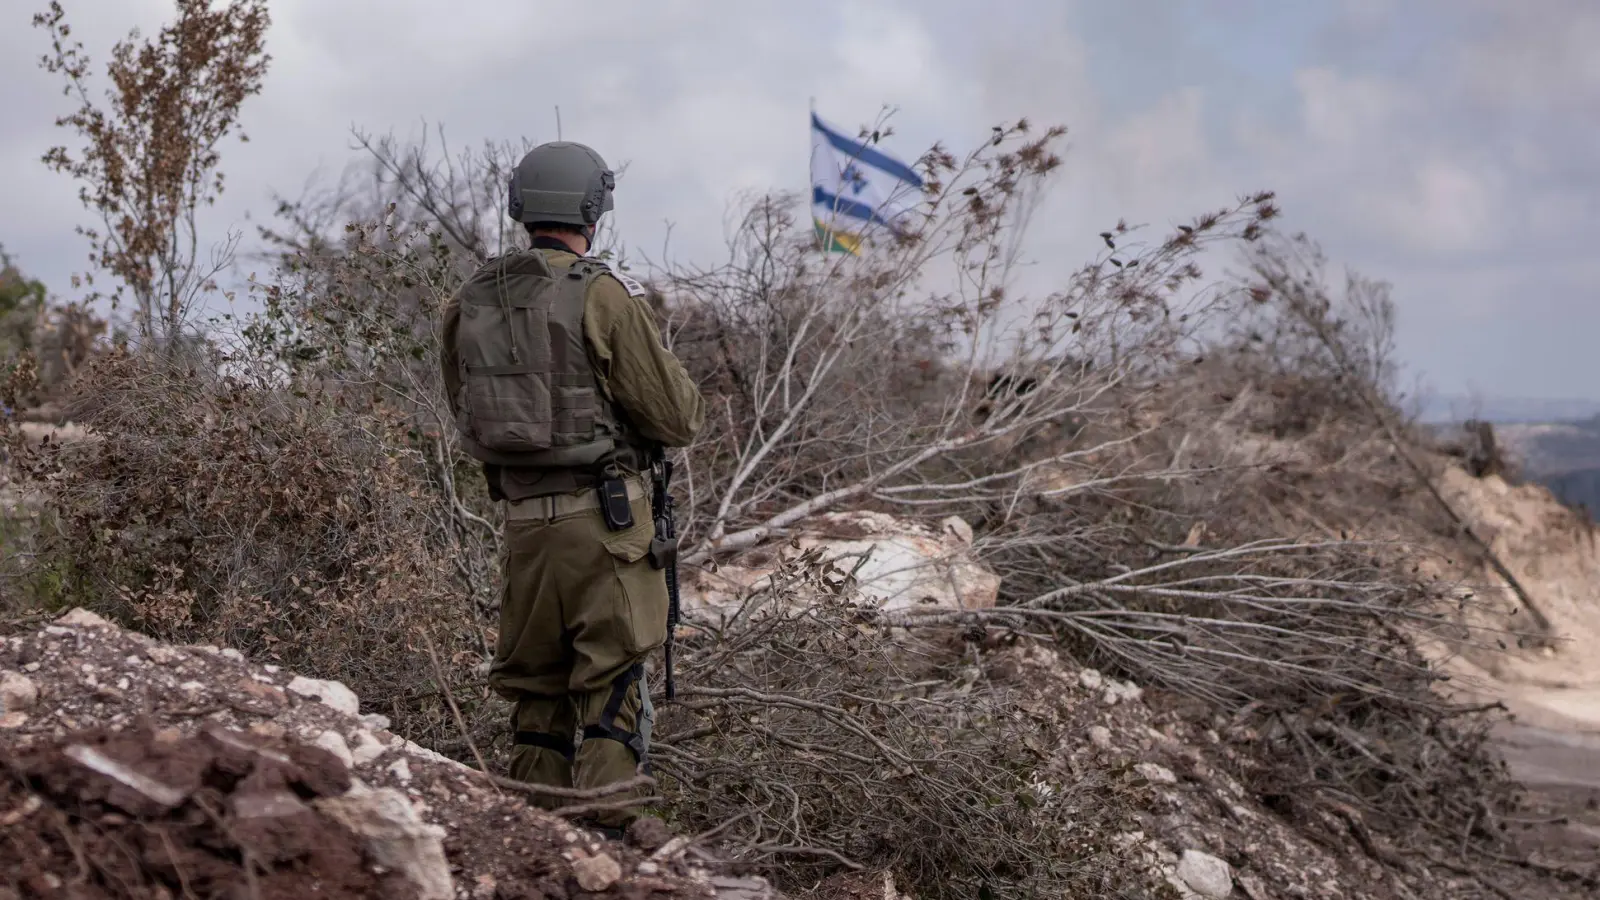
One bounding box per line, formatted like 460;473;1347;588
0;724;415;899
0;613;729;900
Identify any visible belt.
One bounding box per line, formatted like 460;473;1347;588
504;476;648;522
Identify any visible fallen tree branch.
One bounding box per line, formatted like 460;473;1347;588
551;794;665;820
481;772;657;801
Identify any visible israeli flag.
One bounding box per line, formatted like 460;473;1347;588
810;111;925;255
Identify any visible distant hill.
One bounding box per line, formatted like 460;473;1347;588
1543;467;1600;518
1491;418;1600;477
1446;413;1600;521
1417;393;1600;521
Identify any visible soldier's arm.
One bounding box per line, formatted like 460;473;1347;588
438;290;462;418
584;272;706;447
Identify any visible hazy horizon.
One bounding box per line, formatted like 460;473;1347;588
1416;394;1600;425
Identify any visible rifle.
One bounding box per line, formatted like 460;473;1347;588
647;446;682;700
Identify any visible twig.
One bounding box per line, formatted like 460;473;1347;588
421;630;497;792
676;809;755;854
1257;253;1555;636
749;843;866;871
1413;846;1517;900
552;794;665;819
485;772;657;801
1142;539;1208;555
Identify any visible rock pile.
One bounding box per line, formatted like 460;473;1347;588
684;511;999;617
3;723;426;898
0;608;771;900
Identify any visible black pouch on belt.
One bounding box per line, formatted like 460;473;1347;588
598;475;634;531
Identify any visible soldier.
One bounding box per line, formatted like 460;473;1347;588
439;140;705;837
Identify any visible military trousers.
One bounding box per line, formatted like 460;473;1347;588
487;476;667;827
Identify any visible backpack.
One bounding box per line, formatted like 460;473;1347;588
450;249;629;469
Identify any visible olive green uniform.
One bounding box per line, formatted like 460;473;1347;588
440;242;704;826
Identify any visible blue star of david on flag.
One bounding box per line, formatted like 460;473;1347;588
809;110;925;256
841;163;868;195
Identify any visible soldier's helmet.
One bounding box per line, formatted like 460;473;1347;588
507;141;616;228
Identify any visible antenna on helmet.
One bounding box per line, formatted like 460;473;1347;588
554;105;563;140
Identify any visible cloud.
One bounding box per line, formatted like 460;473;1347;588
1370;159;1498;255
1258;63;1504;257
0;0;1595;400
1292;67;1412;149
1336;0;1400;30
1099;88;1213;208
825;2;946;108
1450;0;1600;114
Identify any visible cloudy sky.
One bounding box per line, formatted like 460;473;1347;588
3;0;1596;413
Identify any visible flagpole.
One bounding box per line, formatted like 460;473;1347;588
809;96;828;258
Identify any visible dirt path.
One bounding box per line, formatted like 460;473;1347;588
1491;718;1600;877
1497;722;1600;791
1449;654;1600;873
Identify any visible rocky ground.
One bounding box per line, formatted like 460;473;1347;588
4;606;1594;899
982;640;1600;900
0;609;771;900
680;511;1000;616
4;416;1598;898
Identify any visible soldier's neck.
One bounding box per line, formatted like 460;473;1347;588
529;232;589;255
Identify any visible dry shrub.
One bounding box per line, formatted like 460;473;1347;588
925;230;1531;872
9;122;571;753
0;248;110;417
243;191;505;633
1;251;114;623
4;345;485;749
925;540;1518;856
654;558;1151;900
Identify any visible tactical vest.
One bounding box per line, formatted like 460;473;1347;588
450;249;641;473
